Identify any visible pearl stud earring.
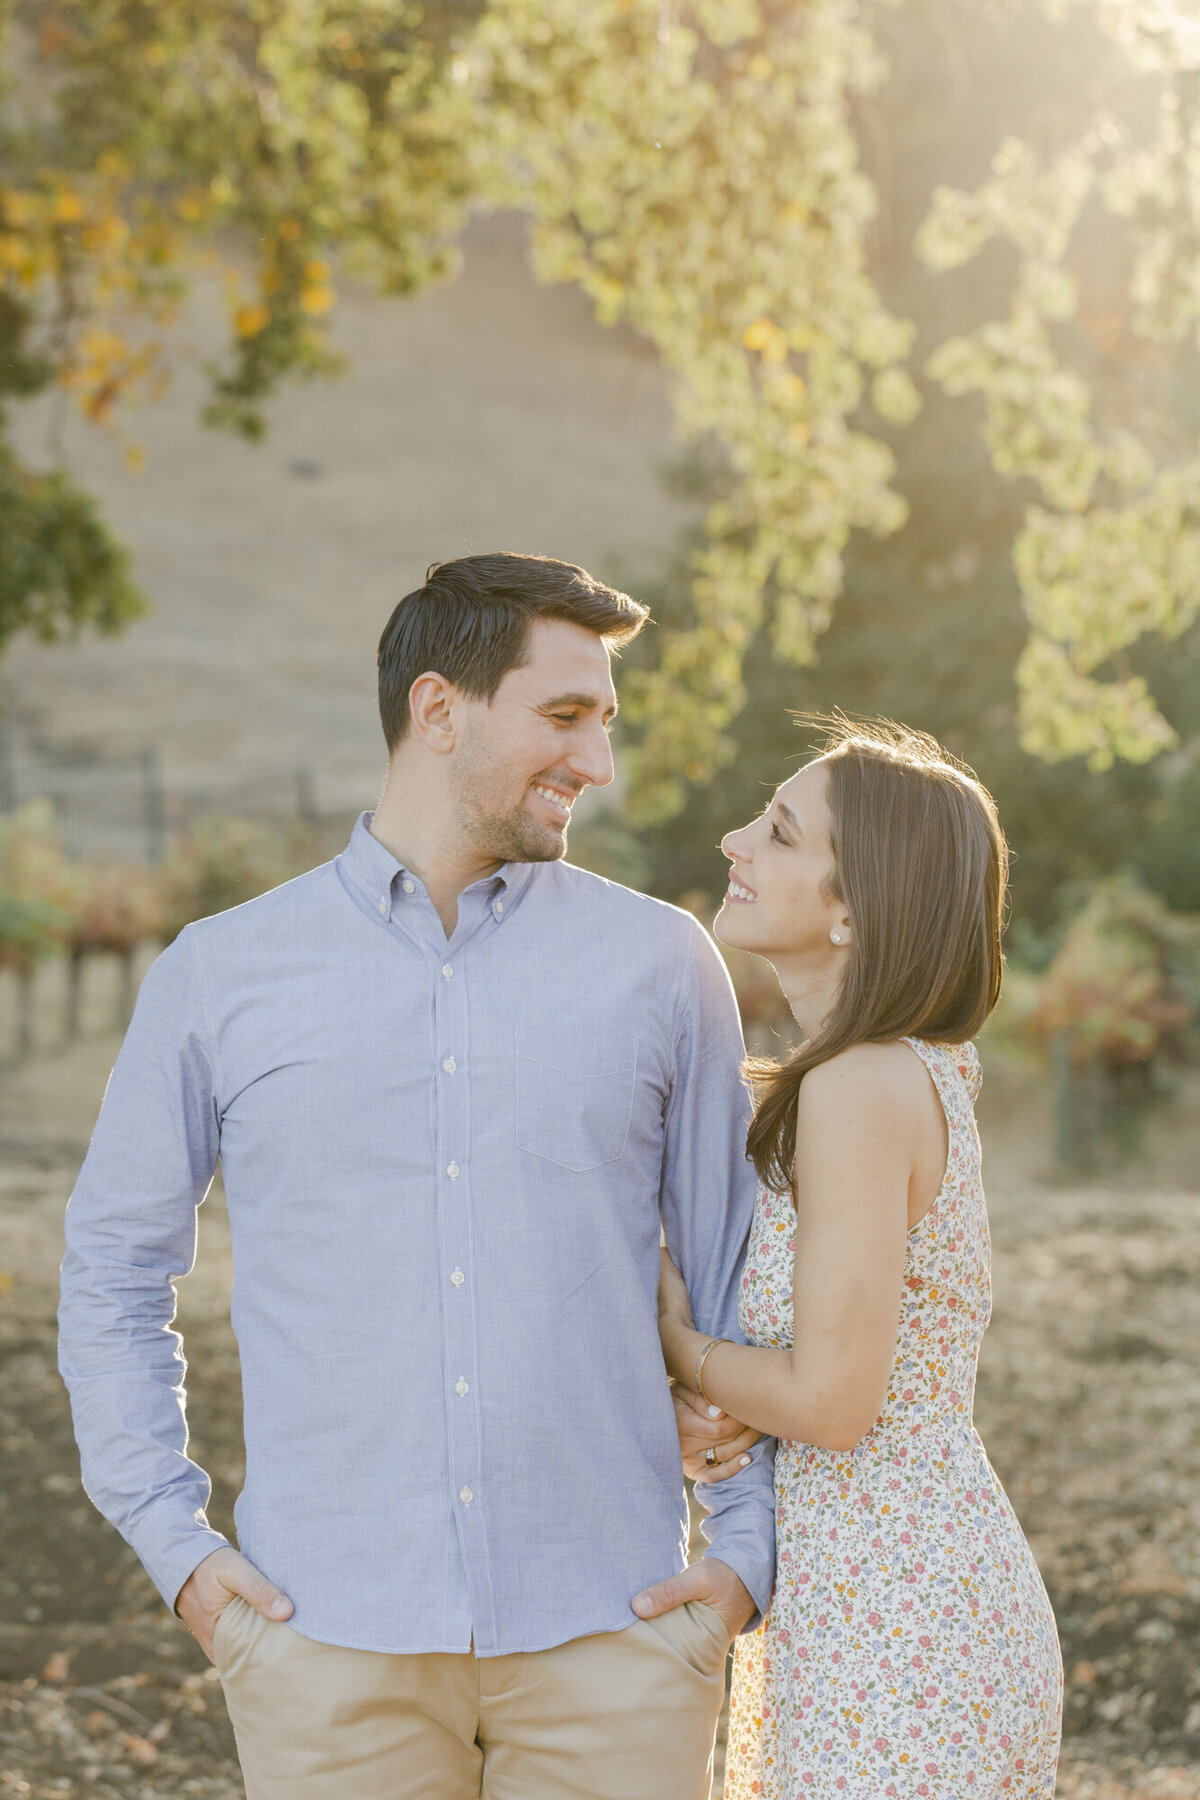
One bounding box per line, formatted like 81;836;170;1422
830;929;845;945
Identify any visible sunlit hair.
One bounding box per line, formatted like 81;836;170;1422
745;715;1009;1199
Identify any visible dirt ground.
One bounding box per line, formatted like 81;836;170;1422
1;954;1198;1798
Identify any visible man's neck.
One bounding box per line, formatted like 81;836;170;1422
369;792;500;939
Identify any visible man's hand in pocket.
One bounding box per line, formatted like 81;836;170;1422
631;1556;755;1638
176;1547;293;1663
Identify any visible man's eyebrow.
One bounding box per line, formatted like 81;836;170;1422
537;691;619;717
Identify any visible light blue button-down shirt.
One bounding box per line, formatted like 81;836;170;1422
59;815;775;1655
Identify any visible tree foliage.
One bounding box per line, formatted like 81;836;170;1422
3;0;1200;814
916;11;1200;776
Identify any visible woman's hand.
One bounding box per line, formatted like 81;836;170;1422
659;1249;762;1480
673;1381;763;1484
657;1244;695;1331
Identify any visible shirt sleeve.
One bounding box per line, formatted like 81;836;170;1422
57;926;231;1611
659;917;776;1626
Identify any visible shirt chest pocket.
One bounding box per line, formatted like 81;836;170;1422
515;1035;639;1173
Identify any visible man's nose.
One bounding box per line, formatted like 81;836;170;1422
570;722;616;789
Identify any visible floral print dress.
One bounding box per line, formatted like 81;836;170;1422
723;1039;1062;1800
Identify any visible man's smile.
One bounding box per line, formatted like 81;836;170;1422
531;782;577;822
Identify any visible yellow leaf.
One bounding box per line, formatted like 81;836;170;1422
79;326;128;363
278;217;303;243
772;370;806;401
744;315;788;364
303;258;329;282
299;283;335;316
53;189;85;224
748;54;773;80
235;302;270;337
2;190;34;228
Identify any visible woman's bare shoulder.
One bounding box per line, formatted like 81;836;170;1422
796;1040;933;1119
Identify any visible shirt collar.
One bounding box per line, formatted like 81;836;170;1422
338;812;537;922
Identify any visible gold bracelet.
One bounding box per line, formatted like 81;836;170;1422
695;1336;727;1406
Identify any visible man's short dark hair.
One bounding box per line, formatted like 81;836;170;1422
377;552;649;752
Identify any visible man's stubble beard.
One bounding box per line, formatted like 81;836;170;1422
451;744;568;867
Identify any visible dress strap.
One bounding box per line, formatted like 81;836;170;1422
953;1040;982;1102
901;1036;982;1106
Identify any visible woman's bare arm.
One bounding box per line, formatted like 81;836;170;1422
659;1042;935;1451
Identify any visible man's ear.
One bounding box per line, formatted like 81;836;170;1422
407;671;458;754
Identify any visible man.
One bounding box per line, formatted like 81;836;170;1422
59;552;775;1800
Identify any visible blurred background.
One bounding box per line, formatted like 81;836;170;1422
1;2;1199;1796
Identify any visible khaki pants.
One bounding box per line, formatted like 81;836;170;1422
214;1597;730;1800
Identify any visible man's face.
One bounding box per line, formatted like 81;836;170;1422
449;618;618;865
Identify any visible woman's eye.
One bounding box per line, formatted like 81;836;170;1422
552;714;577;725
770;822;787;843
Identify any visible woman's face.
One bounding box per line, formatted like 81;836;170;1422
714;760;849;964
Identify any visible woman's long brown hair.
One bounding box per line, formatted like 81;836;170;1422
745;717;1009;1199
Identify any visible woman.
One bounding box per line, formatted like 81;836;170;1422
659;718;1062;1799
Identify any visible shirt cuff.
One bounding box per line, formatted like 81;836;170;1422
703;1550;774;1635
128;1497;233;1613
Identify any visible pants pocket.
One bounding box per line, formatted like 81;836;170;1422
211;1595;247;1669
641;1599;732;1679
212;1594;270;1682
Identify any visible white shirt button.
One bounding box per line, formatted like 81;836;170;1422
459;1486;473;1506
450;1267;465;1287
441;964;453;980
455;1378;469;1397
446;1162;460;1180
492;899;504;917
377;896;388;915
442;1056;457;1074
402;879;415;895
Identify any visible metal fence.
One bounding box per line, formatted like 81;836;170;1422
0;736;324;863
0;736;167;863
